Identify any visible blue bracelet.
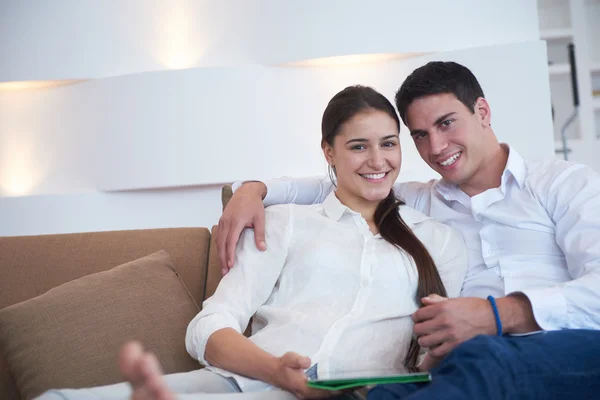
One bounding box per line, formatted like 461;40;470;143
487;295;503;336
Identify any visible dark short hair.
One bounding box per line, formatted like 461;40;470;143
395;61;485;125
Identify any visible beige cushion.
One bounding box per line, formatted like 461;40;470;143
0;250;201;400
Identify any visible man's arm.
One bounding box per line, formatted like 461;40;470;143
412;163;600;357
218;177;427;271
413;294;541;359
412;215;540;359
233;176;334;206
520;163;600;330
218;177;333;271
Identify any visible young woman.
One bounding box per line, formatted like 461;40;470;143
38;86;467;400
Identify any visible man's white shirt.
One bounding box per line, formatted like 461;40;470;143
186;193;467;391
247;146;600;331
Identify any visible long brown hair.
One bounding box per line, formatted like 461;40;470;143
375;191;448;370
322;85;448;370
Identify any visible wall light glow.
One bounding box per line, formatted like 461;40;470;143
0;80;87;92
0;135;44;197
280;53;426;68
153;3;207;70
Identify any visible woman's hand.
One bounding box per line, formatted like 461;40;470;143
270;352;340;399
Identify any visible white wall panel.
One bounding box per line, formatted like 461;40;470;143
0;41;554;196
0;0;549;237
0;0;539;82
0;186;224;237
0;41;554;236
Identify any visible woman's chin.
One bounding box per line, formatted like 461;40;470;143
362;188;393;202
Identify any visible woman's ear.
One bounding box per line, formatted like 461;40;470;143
322;141;334;166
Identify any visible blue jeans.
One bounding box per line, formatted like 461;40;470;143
368;330;600;400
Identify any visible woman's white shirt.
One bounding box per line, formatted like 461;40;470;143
186;192;467;391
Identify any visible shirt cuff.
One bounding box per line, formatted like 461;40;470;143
517;286;567;331
186;315;240;366
231;181;243;193
262;181;288;206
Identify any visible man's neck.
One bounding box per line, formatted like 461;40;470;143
459;143;509;197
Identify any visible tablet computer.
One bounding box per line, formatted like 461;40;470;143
306;369;431;391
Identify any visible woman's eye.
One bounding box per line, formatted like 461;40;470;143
351;144;366;150
382;141;397;147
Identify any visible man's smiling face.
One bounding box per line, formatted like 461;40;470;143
406;93;492;188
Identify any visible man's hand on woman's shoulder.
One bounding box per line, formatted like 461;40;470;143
217;182;268;274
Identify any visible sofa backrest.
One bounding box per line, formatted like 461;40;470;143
0;227;211;400
0;228;211;310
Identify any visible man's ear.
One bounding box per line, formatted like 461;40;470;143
475;97;492;127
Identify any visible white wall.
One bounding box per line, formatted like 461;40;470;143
0;1;550;237
0;42;554;236
0;0;539;81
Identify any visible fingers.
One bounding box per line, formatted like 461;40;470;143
413;315;445;337
217;217;245;273
428;340;457;359
225;221;246;270
253;211;267;251
217;183;268;273
138;352;165;383
216;218;230;274
411;303;442;323
119;340;144;386
417;330;448;349
137;352;175;400
281;352;311;369
421;294;448;305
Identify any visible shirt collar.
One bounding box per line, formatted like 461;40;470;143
398;204;432;228
435;143;526;201
502;144;526;189
322;191;349;222
322;191;431;228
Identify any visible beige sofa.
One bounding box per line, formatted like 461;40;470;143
0;187;235;400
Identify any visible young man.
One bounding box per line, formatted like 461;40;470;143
217;62;600;399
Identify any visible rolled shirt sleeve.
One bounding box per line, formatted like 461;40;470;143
185;205;293;364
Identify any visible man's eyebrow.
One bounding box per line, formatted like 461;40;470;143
410;112;457;136
433;112;457;126
410;129;426;137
